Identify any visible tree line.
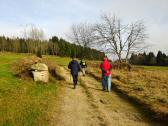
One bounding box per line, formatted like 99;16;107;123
130;51;168;66
0;35;105;60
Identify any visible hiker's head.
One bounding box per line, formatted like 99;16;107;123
71;55;76;60
103;56;108;61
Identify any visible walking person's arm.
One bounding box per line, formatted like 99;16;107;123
80;61;82;66
110;64;112;71
100;63;102;69
78;63;81;72
68;62;71;69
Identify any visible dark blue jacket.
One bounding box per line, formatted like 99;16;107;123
68;60;81;75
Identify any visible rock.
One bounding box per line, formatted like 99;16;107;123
31;63;49;83
114;109;119;113
100;99;107;104
31;63;48;71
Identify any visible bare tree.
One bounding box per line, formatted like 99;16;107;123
94;14;147;63
68;22;95;48
124;21;147;62
48;42;59;55
23;24;45;41
22;24;46;57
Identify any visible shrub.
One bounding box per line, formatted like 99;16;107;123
11;56;42;79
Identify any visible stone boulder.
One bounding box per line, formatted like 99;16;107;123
31;63;49;83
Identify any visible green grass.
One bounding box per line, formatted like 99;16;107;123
44;55;71;66
0;53;58;126
135;65;168;70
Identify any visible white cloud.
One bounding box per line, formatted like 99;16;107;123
0;0;168;54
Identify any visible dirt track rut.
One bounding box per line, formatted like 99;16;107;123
50;66;165;126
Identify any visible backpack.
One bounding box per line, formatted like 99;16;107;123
82;61;86;66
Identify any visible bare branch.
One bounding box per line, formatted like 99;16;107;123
94;14;147;63
68;22;95;48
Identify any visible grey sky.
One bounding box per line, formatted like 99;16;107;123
0;0;168;54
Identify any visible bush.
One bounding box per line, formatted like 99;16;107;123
11;56;61;82
11;56;42;79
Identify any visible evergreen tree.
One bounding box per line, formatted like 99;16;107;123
142;52;147;65
0;36;105;60
156;51;163;65
146;52;156;66
156;51;167;66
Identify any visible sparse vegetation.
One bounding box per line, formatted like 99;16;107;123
87;61;168;122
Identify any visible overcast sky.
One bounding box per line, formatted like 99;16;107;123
0;0;168;54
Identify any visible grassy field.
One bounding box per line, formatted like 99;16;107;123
44;55;70;66
0;53;59;126
1;52;168;125
87;62;168;121
134;65;168;70
0;53;94;126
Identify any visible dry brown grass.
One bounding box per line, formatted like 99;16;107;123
87;61;168;122
11;56;42;79
11;56;63;82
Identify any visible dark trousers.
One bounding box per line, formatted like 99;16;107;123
72;74;78;87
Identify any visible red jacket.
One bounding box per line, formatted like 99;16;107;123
100;59;112;76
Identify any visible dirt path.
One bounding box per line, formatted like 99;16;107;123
50;66;164;126
50;67;104;126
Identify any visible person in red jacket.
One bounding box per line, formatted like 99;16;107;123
100;56;112;92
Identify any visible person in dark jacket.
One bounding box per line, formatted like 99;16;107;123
68;56;81;89
80;59;87;76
